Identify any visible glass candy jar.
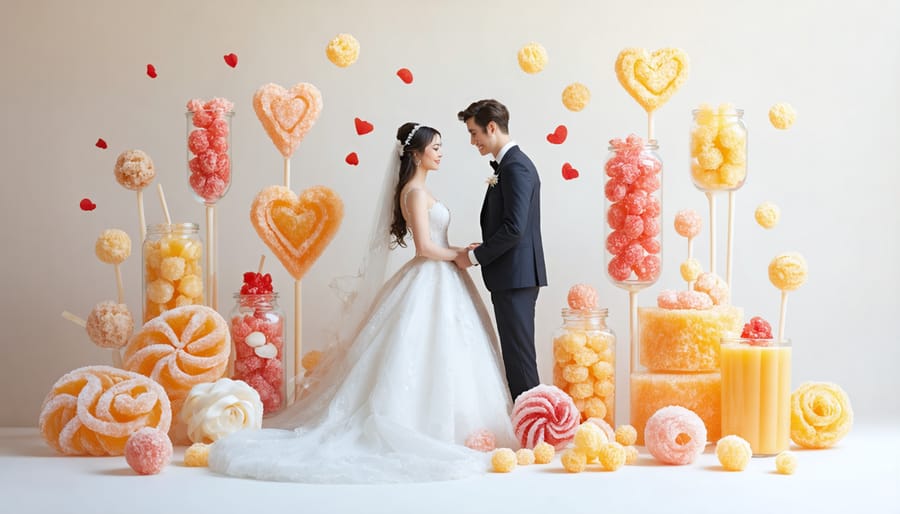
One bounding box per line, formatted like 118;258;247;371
186;108;233;206
142;223;203;323
690;106;748;192
552;308;616;426
604;137;663;289
229;293;286;416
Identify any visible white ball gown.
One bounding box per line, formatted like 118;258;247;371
209;201;517;483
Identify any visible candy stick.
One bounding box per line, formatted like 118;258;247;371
137;190;147;241
257;254;266;275
777;291;788;342
157;184;172;226
284;159;291;189
768;252;808;342
61;311;86;328
293;279;302;404
686;235;696;290
647;112;655;142
628;290;638;374
726;191;736;288
206;206;217;310
114;263;125;304
706;192;716;275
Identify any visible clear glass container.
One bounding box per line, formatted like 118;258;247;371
186;109;233;206
229;293;286;416
604;138;663;290
721;337;792;456
689;107;747;192
142;223;203;323
552;308;616;426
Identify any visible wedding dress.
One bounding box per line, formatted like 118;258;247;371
209;199;517;483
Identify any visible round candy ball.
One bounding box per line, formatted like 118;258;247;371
86;301;133;349
95;229;131;264
562;82;591;112
768;252;808;291
517;42;548;74
124;427;173;475
114;149;156;190
567;283;598;311
326;33;360;68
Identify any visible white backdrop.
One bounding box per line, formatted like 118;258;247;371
1;0;898;427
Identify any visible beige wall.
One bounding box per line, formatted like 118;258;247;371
2;0;898;426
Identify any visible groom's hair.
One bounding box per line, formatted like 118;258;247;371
457;99;509;134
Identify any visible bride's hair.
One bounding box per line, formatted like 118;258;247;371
390;122;440;247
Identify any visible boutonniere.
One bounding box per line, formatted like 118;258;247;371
485;174;499;188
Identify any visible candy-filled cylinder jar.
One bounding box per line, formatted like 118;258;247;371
552;308;616;426
142;223;204;323
186;108;233;206
604;136;663;290
229;293;286;416
689;106;747;192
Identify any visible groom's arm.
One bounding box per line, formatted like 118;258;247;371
473;160;535;266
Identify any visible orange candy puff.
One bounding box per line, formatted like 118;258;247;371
250;185;344;280
253;83;323;158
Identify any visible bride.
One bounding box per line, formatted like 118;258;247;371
208;123;517;483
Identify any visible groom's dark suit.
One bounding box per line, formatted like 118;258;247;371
473;145;547;402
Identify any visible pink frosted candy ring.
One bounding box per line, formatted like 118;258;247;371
644;405;707;465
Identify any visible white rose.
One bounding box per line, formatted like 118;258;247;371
181;378;263;444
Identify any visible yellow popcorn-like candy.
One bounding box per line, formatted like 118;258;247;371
574;422;608;459
680;258;703;283
515;448;535;465
533;442;555;464
585;332;611;353
582;397;607;421
573;348;599;367
178;274;203;298
590;361;614;380
491;448;517;472
325;33;360;68
769;102;797;130
696;145;724;170
755;202;781;229
624;445;639;464
568;382;594;400
184;442;210;467
561;449;587;473
562;364;589;383
517;42;548;74
615;47;690;113
598;442;626;471
559;331;587;354
562;82;591;112
553;344;572;364
769;252;808;291
95;229;131;264
147;279;175;304
630;372;721;444
160;257;186;281
790;382;853;449
716;435;752;471
615;425;637;446
638;306;743;372
775;451;798;474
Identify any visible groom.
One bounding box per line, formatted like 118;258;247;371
454;99;548;402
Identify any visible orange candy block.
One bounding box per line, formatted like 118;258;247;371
251;185;344;280
39;365;172;456
639;306;743;372
253;82;323;158
630;372;721;444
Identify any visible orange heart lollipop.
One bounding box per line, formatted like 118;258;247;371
253;83;323;158
250;185;344;280
615;48;690;113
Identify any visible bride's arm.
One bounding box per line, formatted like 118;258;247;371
406;189;457;261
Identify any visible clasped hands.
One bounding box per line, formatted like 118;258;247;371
453;243;480;269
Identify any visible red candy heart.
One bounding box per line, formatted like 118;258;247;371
80;198;97;211
345;152;359;166
562;163;579;180
95;138;107;149
146;64;157;78
224;53;238;68
354;118;374;135
396;68;414;84
547;125;568;144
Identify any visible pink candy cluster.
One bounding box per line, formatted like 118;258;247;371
605;135;662;283
512;384;580;450
187;98;233;204
230;312;285;414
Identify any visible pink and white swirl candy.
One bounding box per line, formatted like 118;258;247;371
511;384;580;450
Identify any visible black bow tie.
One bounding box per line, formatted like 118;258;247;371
489;160;499;171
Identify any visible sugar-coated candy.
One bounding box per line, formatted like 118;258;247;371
39;365;171;456
692;272;730;306
326;33;360;67
598;442;626;471
86;301;133;349
160;256;186;281
144;233;203;322
633;255;661;281
620;215;643;240
639;306;742;371
674;209;702;239
253;83;323;158
586;417;616;442
491;448;517;473
240;271;274;295
676;290;713;310
657;290;680;309
562;82;591;112
512;384;580;450
250;185;344;280
181;378;263;444
790;382;853;449
301;350;322;372
615;48;690;112
231;305;285;414
741;316;773;340
605;179;627;202
680;258;703;283
631;372;721;444
516;448;536;465
624;445;639;464
574;422;608;460
769;252;808;291
716;435;752;471
186;98;204;112
147;279;175;304
188;129;209;154
204;97;235;114
567;283;598;311
95;229;131;264
561;449;587;473
606;230;631;255
124;428;172;475
690;103;747;190
754;201;781;229
644;406;707;465
532;442;555;464
775;451;798;474
184;442;211;467
114;149;155;190
464;429;496;452
615;424;637;446
769;102;796;130
607;203;628;230
178;274;203;298
517;42;548;74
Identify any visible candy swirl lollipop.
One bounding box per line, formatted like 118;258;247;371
768;252;808;341
95;229;131;304
114;150;156;241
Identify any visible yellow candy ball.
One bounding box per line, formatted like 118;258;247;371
755;201;781;229
769;102;797;130
146;279;175;304
517;42;548;74
572;348;600;367
515;448;535;465
592;379;614;398
561;449;587;473
491;448;517;473
582;397;607;419
768;252;809;291
301;350;323;372
680;258;703;283
325;33;360;68
624;445;639;464
562;82;591;112
716;435;752;471
533;442;555;464
560;331;587;353
615;425;638;446
598;442;627;471
562;364;589;384
160;257;186;281
95;229;132;264
178;274;203;298
590;361;614;380
775;451;798;474
184;442;210;467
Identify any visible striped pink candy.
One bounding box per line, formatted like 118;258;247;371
512;385;580;450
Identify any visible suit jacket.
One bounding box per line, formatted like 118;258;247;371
474;145;548;292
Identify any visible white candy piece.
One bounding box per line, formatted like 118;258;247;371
245;331;266;348
254;343;277;359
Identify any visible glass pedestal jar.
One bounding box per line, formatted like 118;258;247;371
229;293;286;416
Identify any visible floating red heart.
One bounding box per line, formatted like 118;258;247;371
224;53;238;68
397;68;414;84
95;138;108;149
547;125;568;144
345;152;359;166
354;117;374;135
146;64;157;78
80;198;97;211
561;163;579;180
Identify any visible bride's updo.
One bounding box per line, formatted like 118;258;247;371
390;122;440;247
